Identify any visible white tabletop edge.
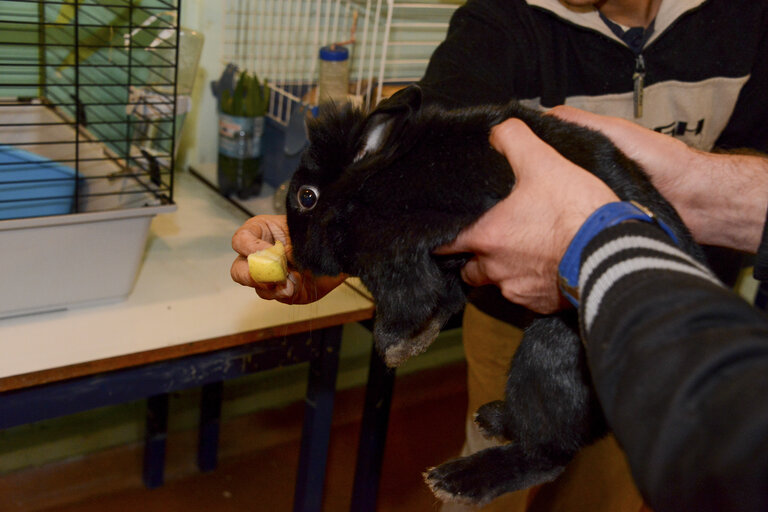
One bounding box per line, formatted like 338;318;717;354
0;172;373;381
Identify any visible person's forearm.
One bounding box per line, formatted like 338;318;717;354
548;106;768;254
681;150;768;253
577;222;768;511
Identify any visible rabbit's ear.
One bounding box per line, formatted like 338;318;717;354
355;85;423;161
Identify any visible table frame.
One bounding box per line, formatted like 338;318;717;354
0;167;401;511
0;326;341;510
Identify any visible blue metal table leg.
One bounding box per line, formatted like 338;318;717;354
349;346;396;511
198;380;224;472
0;330;349;493
143;393;170;488
292;325;343;512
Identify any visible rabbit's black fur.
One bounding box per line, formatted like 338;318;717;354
286;85;706;504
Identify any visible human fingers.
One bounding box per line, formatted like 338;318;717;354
546;106;648;159
457;257;492;288
230;254;305;302
490;117;617;222
546;106;705;231
490;117;600;184
231;215;294;294
489;119;563;180
546;105;693;170
437;120;575;260
433;226;474;255
433;119;563;254
546;105;663;144
462;256;562;314
230;254;255;287
229;252;292;293
231;215;289;258
547;105;629;132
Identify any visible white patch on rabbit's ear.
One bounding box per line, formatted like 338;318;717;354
354;85;421;162
354;115;394;162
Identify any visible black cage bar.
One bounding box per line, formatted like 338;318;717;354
0;0;179;220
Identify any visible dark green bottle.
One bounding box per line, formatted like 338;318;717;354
217;71;269;199
217;114;264;198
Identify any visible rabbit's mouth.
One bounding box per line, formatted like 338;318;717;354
288;225;347;278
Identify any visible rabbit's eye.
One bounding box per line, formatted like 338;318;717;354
297;186;319;211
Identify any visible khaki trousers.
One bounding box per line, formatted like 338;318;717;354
441;303;646;512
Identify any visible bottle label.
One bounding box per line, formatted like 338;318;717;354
219;114;264;159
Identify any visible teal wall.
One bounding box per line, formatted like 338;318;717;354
0;1;180;156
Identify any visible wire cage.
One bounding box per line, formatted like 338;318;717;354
222;0;459;126
216;0;457;192
0;0;180;220
0;0;182;318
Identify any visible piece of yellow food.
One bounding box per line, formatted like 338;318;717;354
247;240;288;283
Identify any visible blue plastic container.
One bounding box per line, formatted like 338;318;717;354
0;145;77;220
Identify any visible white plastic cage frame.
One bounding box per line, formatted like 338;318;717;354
222;0;459;126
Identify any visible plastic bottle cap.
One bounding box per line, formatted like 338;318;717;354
319;45;349;62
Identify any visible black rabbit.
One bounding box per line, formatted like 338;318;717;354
285;85;707;504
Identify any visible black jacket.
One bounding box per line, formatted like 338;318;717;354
417;0;768;320
419;0;768;152
577;221;768;511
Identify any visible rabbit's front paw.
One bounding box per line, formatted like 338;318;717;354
376;315;446;367
381;340;416;367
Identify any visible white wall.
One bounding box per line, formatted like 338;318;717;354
178;0;227;170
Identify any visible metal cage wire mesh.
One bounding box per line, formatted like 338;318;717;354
0;0;180;220
222;0;458;125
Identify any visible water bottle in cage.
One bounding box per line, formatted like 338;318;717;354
217;113;265;199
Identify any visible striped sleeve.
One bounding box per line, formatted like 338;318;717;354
754;204;768;281
573;221;768;512
577;222;721;335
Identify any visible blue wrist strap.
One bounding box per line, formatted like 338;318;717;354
557;201;680;306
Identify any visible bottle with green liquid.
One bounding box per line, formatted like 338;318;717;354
218;71;269;199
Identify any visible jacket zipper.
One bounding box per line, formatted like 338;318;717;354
633;54;645;118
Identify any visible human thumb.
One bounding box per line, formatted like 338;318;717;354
489;119;561;182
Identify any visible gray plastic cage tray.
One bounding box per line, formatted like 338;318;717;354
0;105;176;318
0;204;174;318
0;1;180;318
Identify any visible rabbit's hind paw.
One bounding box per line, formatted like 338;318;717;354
474;400;507;440
424;445;565;505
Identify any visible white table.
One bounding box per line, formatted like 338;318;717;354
0;172;375;511
0;171;373;387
